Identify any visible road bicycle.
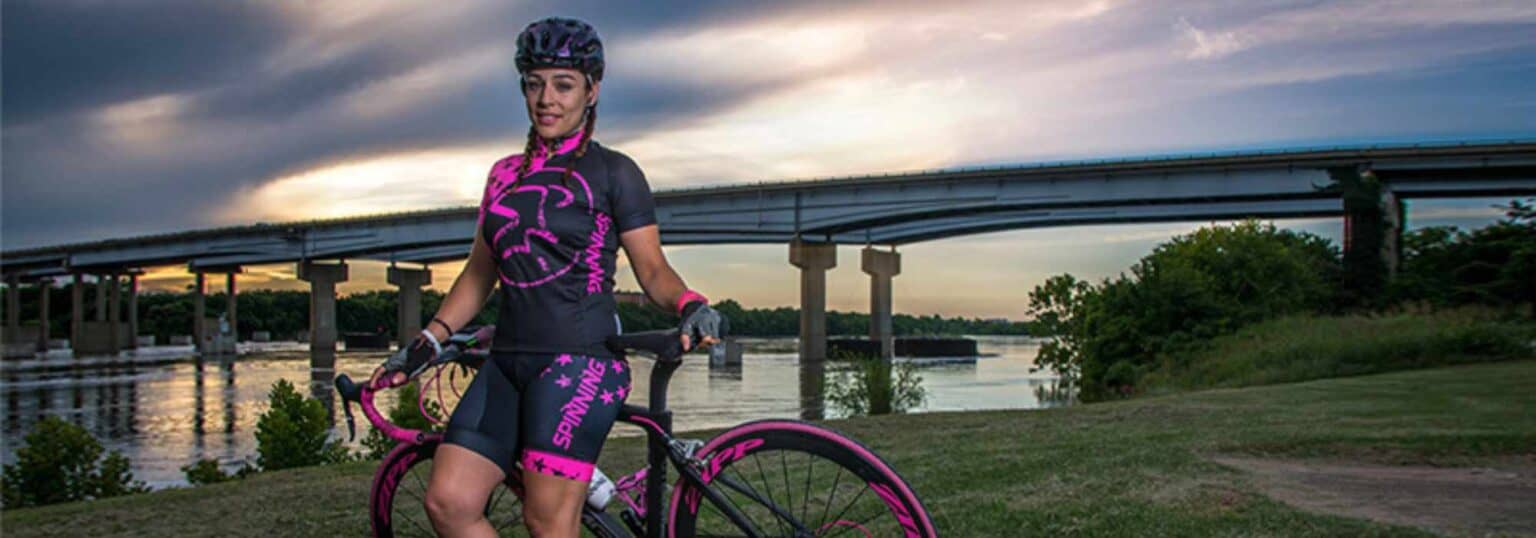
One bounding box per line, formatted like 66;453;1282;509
335;325;937;537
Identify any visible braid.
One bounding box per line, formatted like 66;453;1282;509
514;125;539;186
559;106;598;188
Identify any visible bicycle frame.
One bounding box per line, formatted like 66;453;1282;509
340;347;781;538
612;355;773;538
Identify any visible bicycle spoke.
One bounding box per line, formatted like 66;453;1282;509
709;469;773;535
815;465;846;533
400;504;435;537
841;503;898;537
671;427;931;538
412;461;429;493
750;452;791;536
780;449;794;527
821;482;872;536
801;452;814;528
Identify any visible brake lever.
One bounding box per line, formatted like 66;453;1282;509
341;399;357;442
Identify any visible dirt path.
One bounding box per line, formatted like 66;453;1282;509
1212;456;1536;536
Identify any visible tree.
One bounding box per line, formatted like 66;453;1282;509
1026;274;1093;381
2;416;147;508
1025;220;1341;400
254;380;350;470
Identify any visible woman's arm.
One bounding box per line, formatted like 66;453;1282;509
428;226;499;340
620;224;687;309
372;227;497;386
620;223;719;348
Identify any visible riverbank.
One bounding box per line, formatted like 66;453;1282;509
7;360;1533;536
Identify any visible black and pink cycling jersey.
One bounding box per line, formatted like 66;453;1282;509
477;132;657;358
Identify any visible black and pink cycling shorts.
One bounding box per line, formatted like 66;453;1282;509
443;351;632;482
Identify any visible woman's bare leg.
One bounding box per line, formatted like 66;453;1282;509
426;443;507;537
522;471;588;537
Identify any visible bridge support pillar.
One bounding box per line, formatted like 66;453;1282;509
36;279;51;353
299;261;349;382
1339;168;1404;305
225;270;240;346
791;239;836;420
861;247;901;360
71;274;84;352
95;275;108;322
3;276;18;352
387;265;432;348
192;272;205;353
127;274;139;349
1381;188;1404;277
108;273;121;354
790;239;837;361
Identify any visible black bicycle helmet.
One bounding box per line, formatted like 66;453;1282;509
515;17;605;82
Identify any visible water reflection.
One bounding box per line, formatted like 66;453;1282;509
1;336;1060;488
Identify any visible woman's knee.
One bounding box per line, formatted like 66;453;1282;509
425;443;507;529
425;485;483;527
521;475;586;536
522;501;581;536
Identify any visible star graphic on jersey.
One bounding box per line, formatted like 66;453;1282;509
556;375;572;388
556;354;574;366
533;457;548;473
616;386;628;399
600;391;614;405
611;360;624;374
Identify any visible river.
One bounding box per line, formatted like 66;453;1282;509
1;335;1065;489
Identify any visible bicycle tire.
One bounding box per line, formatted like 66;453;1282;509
667;419;937;537
371;438;529;537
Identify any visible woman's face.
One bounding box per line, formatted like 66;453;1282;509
522;67;598;139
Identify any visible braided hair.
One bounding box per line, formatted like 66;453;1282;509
514;103;597;189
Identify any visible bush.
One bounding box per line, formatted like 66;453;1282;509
1140;308;1536;392
1028;220;1341;400
255;379;351;471
1389;221;1536;313
826;350;926;417
1;416;148;508
361;381;445;460
178;458;256;486
180;459;232;486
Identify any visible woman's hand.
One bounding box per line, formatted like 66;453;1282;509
369;331;442;388
678;301;725;350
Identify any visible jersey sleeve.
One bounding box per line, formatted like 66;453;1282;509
606;149;658;233
478;155;519;236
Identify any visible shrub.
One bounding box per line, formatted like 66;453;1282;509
1;416;147;508
1140;308;1536;392
826;350;926;417
361;381;445;460
255;379;351;471
1028;220;1341;400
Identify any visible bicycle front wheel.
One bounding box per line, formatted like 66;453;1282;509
371;439;528;537
668;419;937;537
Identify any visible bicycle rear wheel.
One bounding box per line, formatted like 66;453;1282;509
668;419;937;537
371;439;529;537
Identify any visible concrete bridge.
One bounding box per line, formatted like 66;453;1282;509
4;140;1535;372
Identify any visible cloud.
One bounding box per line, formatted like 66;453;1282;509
216;143;507;224
1176;17;1244;60
4;0;1533;281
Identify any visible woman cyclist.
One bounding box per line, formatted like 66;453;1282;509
370;17;725;537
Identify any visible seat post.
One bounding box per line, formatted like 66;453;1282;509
645;358;681;536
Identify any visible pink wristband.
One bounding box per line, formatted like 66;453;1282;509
676;290;708;315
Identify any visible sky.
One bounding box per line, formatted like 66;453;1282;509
3;0;1535;320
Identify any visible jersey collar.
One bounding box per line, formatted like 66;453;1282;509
535;129;586;160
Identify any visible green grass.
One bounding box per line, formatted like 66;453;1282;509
1140;308;1536;393
7;360;1536;536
